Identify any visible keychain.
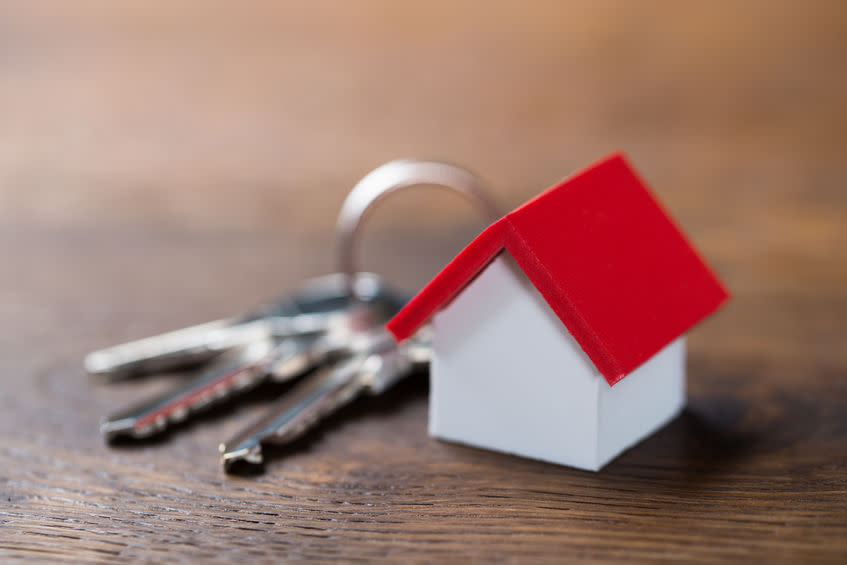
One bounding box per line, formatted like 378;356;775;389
87;153;728;472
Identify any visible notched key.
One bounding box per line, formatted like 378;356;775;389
101;337;281;440
219;330;430;471
85;272;393;380
99;287;408;441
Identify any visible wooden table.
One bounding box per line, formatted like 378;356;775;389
2;2;845;562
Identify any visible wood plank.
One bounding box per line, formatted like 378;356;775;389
1;2;845;562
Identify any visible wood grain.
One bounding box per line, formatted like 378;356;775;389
1;1;846;562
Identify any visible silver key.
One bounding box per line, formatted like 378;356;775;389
219;327;431;471
101;338;281;440
99;286;407;441
89;159;491;470
84;272;391;380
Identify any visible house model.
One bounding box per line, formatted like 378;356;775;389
386;153;729;471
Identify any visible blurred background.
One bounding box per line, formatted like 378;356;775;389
0;1;845;388
2;3;847;560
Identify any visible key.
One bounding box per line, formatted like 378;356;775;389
99;286;408;441
88;159;491;471
84;272;390;380
219;327;431;471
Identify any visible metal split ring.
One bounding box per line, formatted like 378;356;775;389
335;159;502;299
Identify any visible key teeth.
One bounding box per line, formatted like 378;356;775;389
220;441;264;473
100;417;142;442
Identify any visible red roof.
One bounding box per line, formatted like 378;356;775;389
386;153;729;386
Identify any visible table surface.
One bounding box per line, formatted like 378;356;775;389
2;2;846;563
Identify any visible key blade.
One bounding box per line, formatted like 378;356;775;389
99;305;405;442
85;272;407;381
219;355;368;471
85;318;272;380
100;338;281;440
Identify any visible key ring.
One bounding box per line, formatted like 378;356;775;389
335;159;502;299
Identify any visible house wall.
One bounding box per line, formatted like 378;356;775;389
430;252;687;471
596;337;685;468
430;252;601;470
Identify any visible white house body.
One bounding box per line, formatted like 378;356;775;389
430;253;686;471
